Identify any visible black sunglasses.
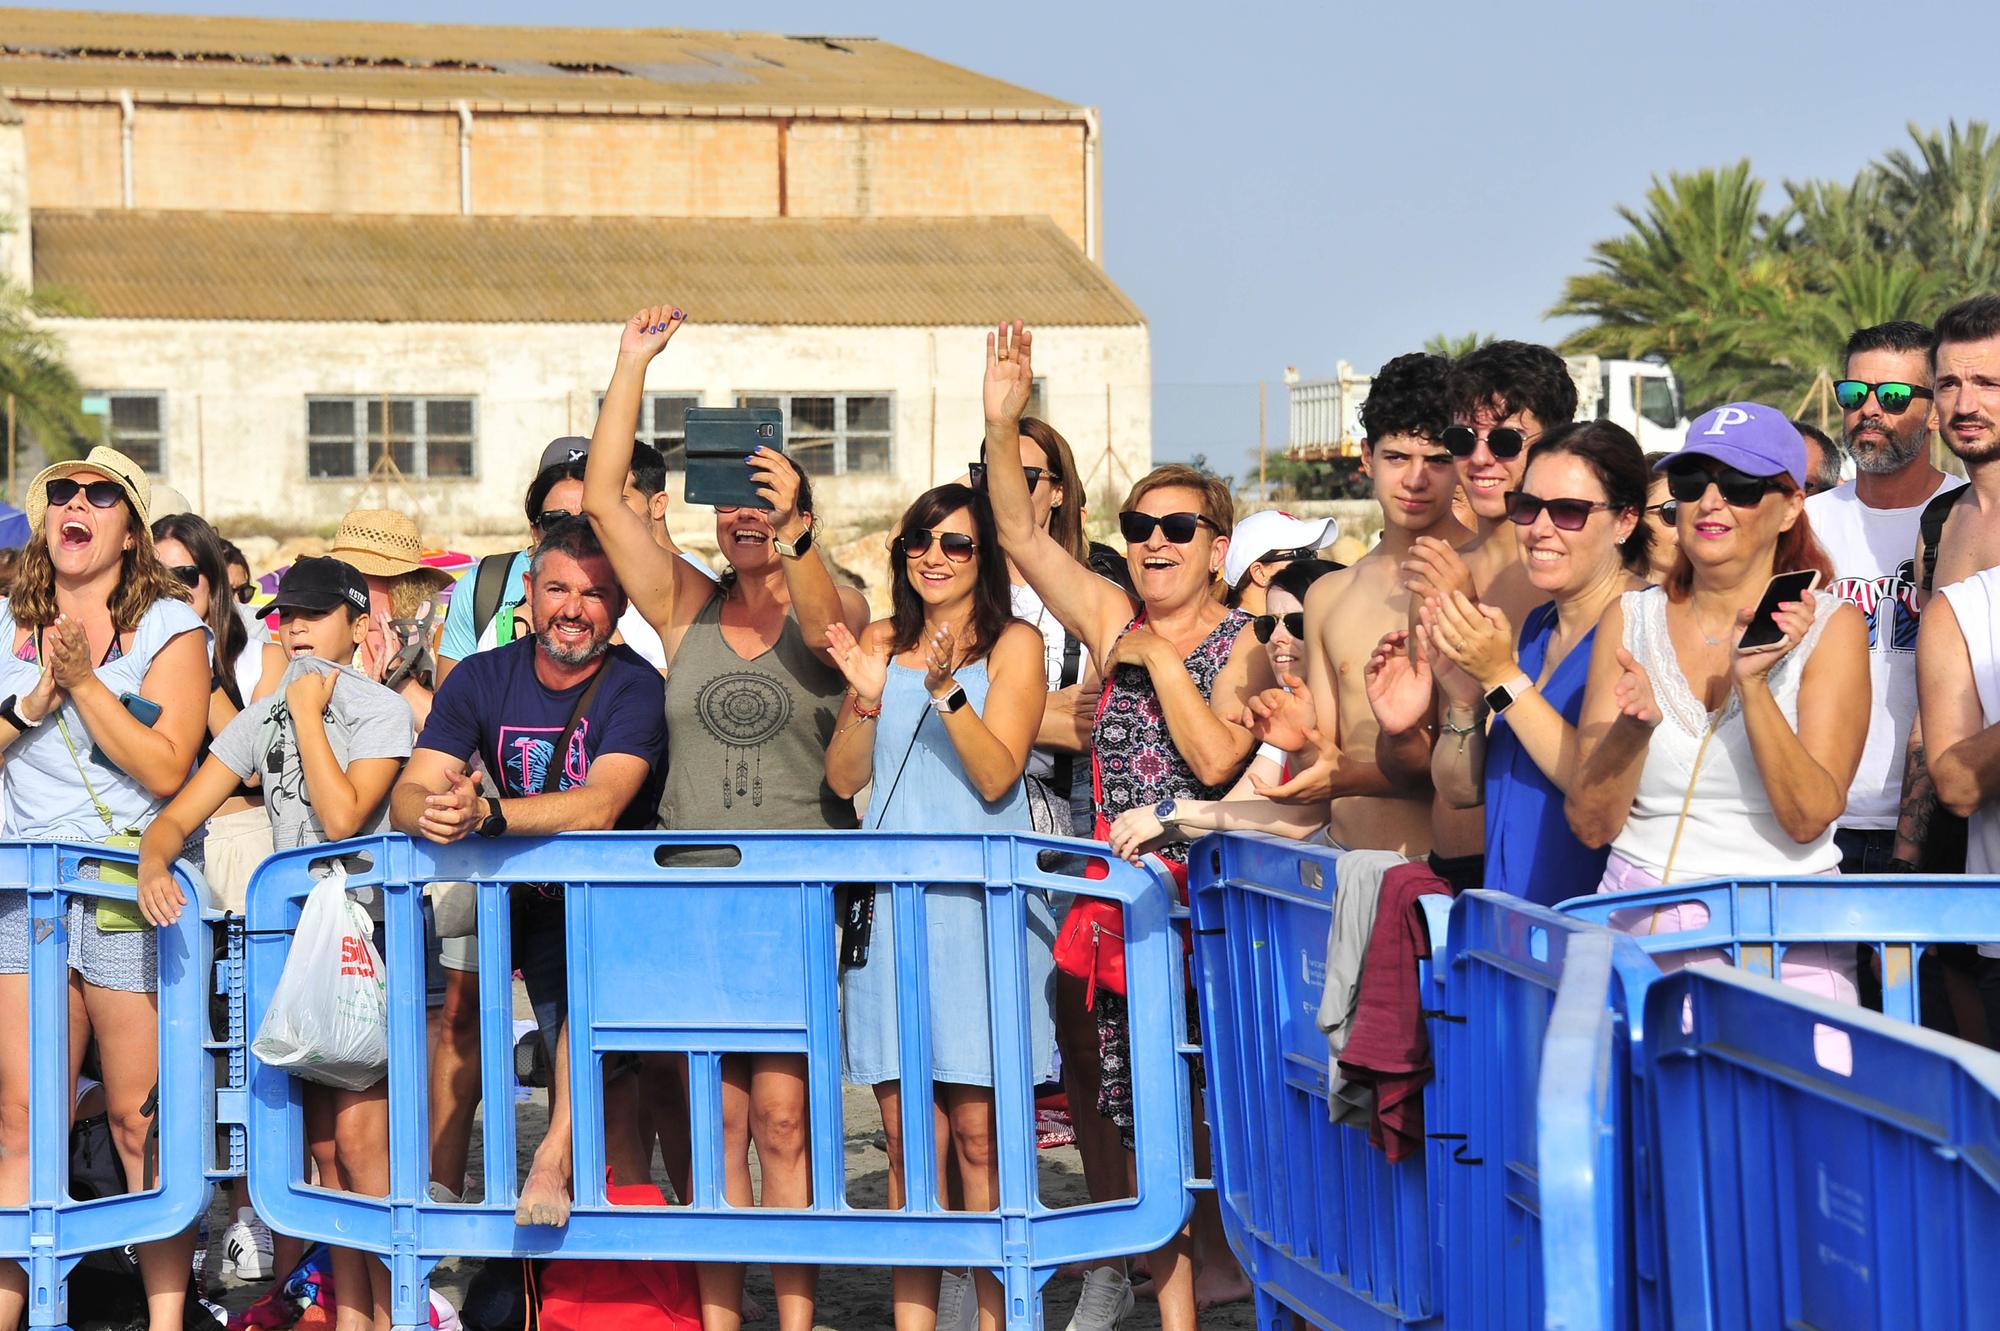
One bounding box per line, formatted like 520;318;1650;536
1119;511;1216;544
967;462;1048;491
1440;425;1531;459
1833;380;1934;415
1252;612;1306;643
1664;463;1785;507
1503;491;1613;532
534;508;578;530
46;478;126;510
166;564;202;589
1646;500;1679;526
897;529;977;562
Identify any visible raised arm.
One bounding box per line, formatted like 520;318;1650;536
749;446;870;665
981;321;1131;661
824;621;892;801
1565;598;1655;847
585;305;709;636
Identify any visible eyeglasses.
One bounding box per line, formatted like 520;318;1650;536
165;564;202;589
897;529;977;562
1440;425;1533;459
1503;492;1613;532
1252;612;1306;643
1645;500;1679;526
1833;380;1934;415
534;508;578;530
967;463;1047;491
1118;511;1216;544
46;478;126;510
1664;463;1785;507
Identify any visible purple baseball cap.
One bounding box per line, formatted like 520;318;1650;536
1656;402;1805;486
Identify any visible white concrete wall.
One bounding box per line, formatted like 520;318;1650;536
0;115;29;291
36;318;1152;534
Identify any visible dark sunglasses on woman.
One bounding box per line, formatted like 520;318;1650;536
534;508;578;531
232;583;257;604
166;564;202;589
1440;425;1530;459
1646;500;1679;526
967;463;1046;491
1251;612;1307;643
46;478;126;509
1664;463;1784;507
1832;380;1934;415
1118;510;1215;544
1503;491;1613;532
897;529;977;562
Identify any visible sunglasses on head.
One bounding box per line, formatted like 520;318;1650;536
897;529;977;562
1833;379;1934;415
1646;499;1679;526
1252;612;1306;643
533;508;577;530
46;478;126;510
1503;491;1613;532
1118;510;1216;544
1440;425;1530;459
1664;463;1785;507
166;564;202;589
967;462;1047;491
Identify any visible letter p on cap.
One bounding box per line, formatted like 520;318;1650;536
1705;406;1751;436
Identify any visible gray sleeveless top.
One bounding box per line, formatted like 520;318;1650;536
660;588;858;830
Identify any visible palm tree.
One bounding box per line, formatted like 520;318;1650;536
1424;331;1493;360
0;223;88;465
1876;120;2000;298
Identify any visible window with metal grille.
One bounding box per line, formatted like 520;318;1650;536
77;391;166;475
305;396;477;479
732;392;894;477
593;393;703;470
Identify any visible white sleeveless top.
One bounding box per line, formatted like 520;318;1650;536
1938;570;2000;954
1608;585;1842;881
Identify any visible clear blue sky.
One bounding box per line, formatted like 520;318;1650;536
28;0;2000;466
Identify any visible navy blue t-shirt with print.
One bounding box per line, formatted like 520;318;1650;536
418;637;666;828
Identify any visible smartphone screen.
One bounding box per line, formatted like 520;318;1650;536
1735;570;1821;652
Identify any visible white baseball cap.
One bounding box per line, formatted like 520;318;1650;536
1223;510;1341;588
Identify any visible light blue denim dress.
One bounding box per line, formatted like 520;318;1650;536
840;661;1057;1088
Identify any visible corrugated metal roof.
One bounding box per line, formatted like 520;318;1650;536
32;210;1144;327
0;9;1078;116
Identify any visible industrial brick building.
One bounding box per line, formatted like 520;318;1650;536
0;9;1149;529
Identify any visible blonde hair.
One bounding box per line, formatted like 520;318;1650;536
9;506;189;633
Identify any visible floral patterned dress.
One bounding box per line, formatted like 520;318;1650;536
1089;608;1250;1140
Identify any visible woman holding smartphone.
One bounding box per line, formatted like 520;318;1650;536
1566;404;1867;997
0;448;209;1331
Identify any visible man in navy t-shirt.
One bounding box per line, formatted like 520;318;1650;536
392;517;665;1228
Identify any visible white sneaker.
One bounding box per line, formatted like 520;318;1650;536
220;1205;273;1282
1065;1265;1133;1331
936;1268;979;1331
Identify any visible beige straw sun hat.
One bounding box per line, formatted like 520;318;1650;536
329;508;453;594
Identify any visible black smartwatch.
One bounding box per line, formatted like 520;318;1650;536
1484;674;1533;715
0;694;39;732
773;526;814;559
475;798;508;839
930;684;970;715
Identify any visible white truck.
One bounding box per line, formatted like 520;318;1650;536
1284;355;1689;498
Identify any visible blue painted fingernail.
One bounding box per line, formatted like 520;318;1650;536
673;309;684;319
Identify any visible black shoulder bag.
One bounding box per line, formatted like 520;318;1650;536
838;708;928;969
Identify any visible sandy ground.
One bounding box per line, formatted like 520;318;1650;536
203;981;1258;1331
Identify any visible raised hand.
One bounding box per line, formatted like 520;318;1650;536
1417;621;1484;708
1433;591;1518;689
984;320;1035;426
1249;723;1340;803
1401;537;1475;605
1732;600;1812;683
923;621;960;697
826;622;888;709
1364;630;1433;737
44;616;93;692
285;665;336;721
418;770;482;845
750;447;807;540
619;304;686;362
1612;647;1662;729
19;662;64;726
1245;675;1315;752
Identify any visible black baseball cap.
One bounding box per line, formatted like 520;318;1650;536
269;556;370;617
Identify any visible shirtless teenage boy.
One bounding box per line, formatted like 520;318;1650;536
1248;352;1469;854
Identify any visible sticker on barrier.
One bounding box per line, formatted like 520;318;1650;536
1187;832;1452;1331
242;831;1193;1331
1644;964;2000;1331
0;841;212;1331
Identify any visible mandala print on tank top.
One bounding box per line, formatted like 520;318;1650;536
696;670;794;809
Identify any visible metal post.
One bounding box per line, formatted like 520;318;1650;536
1257;381;1267;501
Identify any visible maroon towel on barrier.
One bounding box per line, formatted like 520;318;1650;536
1336;859;1453;1163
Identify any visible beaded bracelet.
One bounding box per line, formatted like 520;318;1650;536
849;693;884;720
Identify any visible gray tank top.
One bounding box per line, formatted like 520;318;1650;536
660;588;858;830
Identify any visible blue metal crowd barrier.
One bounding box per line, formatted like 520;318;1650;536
1643;964;2000;1330
0;841;211;1331
242;831;1192;1331
1186;832;1452;1331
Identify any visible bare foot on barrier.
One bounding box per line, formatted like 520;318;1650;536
515;1162;572;1227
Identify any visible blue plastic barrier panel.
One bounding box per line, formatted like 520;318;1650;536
0;842;211;1331
1645;965;2000;1331
1188;832;1449;1331
243;832;1193;1331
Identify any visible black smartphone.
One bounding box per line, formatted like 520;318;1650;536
682;407;785;510
1735;570;1821;652
89;691;162;770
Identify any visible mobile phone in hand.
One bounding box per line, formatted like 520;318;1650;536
1736;570;1820;653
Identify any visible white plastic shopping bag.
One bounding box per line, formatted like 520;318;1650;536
252;869;389;1091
